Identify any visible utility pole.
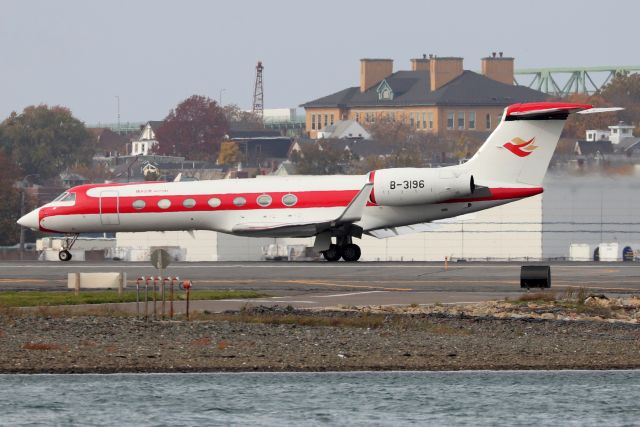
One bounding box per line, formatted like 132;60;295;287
219;88;226;105
115;95;121;134
19;188;25;260
252;61;264;117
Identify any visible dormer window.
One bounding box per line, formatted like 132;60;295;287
376;80;394;101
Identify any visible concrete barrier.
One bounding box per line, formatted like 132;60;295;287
67;272;127;295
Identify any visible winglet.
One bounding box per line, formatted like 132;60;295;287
335;183;373;224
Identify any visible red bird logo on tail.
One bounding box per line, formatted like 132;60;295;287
503;137;538;157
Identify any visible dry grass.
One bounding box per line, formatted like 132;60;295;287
192;311;387;329
22;342;62;351
517;291;557;302
191;337;212;347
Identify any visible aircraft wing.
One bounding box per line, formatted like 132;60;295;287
231;183;373;238
366;213;477;239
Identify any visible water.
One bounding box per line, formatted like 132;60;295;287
1;371;640;426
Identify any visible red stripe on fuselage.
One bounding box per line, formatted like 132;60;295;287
38;185;544;229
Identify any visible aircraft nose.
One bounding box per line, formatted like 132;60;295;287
17;208;40;230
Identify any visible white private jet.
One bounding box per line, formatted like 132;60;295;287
18;102;618;262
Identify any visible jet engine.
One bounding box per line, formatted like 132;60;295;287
370;168;475;206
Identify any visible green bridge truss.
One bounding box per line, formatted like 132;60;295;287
514;66;640;96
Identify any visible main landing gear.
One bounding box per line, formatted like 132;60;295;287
321;236;361;262
58;234;79;262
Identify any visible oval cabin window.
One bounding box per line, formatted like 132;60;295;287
282;194;298;207
233;196;247;207
157;199;171;209
132;200;146;210
182;198;196;208
207;197;221;208
256;194;272;207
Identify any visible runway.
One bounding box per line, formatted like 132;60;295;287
1;261;639;310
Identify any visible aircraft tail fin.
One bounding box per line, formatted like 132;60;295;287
464;103;620;186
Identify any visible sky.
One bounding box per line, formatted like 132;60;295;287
1;0;638;124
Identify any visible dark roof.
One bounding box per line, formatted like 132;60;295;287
301;70;547;108
575;140;613;156
147;121;164;132
615;137;640;152
227;129;281;139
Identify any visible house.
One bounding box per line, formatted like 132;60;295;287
317;120;371;140
301;53;547;138
576;122;640;158
226;130;293;170
130;121;163;155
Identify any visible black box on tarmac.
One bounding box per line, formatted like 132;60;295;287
520;265;551;289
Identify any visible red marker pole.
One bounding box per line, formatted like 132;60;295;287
183;280;192;321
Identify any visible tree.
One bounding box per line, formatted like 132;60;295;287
290;140;353;174
223;104;265;130
0;105;93;180
154;95;228;162
217;141;243;166
598;72;640;126
0;150;22;245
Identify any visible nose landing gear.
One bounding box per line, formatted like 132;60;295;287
58;234;79;262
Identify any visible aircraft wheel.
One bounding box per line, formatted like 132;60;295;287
59;250;72;262
341;244;361;262
322;244;342;262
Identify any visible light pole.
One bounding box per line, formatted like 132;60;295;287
115;95;121;133
219;89;226;105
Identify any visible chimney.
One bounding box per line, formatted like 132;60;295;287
410;54;430;72
360;58;393;92
481;53;514;85
429;57;463;91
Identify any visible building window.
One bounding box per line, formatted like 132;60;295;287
311;114;316;130
447;112;454;129
132;200;145;210
496;113;502;126
457;112;465;129
157;199;171;210
330;114;334;125
409;113;415;128
282;194;298;207
365;112;370;123
208;197;221;208
233;196;246;207
469;112;476;129
485;113;491;129
428;112;434;129
256;194;272;207
182;198;196;208
324;114;328;128
355;112;360;122
422;112;426;129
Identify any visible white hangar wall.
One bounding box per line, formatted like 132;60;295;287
115;195;542;261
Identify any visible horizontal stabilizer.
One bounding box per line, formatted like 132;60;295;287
577;107;624;115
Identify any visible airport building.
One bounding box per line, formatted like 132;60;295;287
112;171;640;262
301;54;547;138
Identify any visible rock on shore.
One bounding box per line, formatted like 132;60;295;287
1;307;640;373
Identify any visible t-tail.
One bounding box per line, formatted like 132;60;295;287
464;102;621;187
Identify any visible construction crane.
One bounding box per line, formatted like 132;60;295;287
252;61;264;117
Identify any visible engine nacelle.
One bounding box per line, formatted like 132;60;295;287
370;168;475;206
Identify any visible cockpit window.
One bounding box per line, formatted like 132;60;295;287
59;193;76;202
53;192;69;202
52;192;76;203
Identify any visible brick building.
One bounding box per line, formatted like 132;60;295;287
301;54;547;138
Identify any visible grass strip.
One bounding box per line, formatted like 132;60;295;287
0;290;264;308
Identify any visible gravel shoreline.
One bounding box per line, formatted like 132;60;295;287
1;307;640;373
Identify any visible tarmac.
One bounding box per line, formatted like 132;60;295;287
1;260;639;312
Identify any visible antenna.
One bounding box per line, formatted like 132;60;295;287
252;61;264;117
